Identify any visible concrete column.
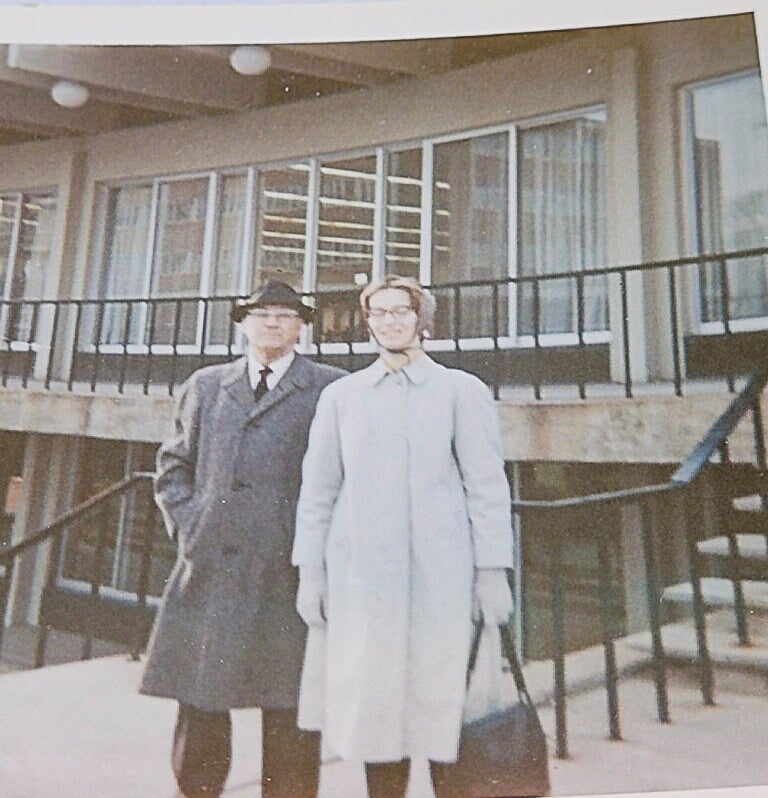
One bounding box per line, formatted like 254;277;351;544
635;29;689;383
605;47;648;385
33;148;88;386
6;434;79;625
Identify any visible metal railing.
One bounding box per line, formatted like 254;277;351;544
0;471;165;667
1;247;767;399
512;366;768;758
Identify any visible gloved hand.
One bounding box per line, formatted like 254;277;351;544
472;568;514;625
296;565;327;627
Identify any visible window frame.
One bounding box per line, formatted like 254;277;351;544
680;68;768;336
90;107;610;355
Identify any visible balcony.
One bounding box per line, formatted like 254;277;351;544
1;248;767;402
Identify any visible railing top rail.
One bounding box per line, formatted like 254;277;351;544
0;471;154;564
2;246;767;305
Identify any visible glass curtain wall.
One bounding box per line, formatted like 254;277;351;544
93;109;608;350
688;72;768;324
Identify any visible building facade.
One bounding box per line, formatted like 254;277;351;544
1;14;767;659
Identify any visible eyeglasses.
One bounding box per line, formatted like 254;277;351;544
246;308;301;321
366;306;415;320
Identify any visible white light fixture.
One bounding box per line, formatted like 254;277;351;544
50;80;90;109
229;45;271;76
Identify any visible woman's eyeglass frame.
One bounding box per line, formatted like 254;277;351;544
366;306;416;320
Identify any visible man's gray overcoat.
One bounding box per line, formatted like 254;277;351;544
140;354;343;712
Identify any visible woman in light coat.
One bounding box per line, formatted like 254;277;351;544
292;275;514;798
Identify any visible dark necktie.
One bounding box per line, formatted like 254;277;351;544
254;366;272;402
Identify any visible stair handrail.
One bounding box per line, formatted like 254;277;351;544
0;471;155;564
509;365;768;762
0;470;156;664
512;368;768;515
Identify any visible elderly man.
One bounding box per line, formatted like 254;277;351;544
140;280;344;798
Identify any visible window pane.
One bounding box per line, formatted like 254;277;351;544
691;73;768;322
208;173;248;345
0;194;20;298
517;111;607;337
254;163;309;291
99;185;153;345
59;440;174;599
4;192;57;342
431;133;509;339
151;178;209;346
385;148;422;279
316;155;376;343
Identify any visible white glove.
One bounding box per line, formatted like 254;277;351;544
296;565;327;627
473;568;513;625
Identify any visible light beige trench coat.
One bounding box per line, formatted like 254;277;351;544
292;355;513;763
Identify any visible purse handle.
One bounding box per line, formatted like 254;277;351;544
466;622;533;705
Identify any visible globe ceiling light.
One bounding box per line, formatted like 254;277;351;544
50;80;90;109
229;45;272;76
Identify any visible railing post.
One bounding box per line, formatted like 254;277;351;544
716;256;735;393
131;479;156;661
639;499;670;723
620;272;633;399
532;278;542;401
82;502;110;661
550;535;568;758
576;273;586;400
683;488;715;706
596;524;621;741
0;555;16;659
667;266;683;398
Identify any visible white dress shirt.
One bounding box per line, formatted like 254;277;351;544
247;349;296;391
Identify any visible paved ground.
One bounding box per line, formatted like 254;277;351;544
0;653;767;798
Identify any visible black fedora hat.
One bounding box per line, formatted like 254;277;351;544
231;280;315;323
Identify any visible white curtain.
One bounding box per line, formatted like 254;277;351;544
518;114;607;336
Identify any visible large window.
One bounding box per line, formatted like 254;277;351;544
685;72;768;327
0;191;57;344
58;439;174;600
94;109;608;350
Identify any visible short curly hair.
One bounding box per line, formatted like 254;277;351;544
359;275;436;339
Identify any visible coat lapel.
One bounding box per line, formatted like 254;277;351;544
221;358;255;414
245;354;313;423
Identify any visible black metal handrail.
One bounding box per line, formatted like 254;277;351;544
0;471;157;665
1;246;767;399
512;366;768;758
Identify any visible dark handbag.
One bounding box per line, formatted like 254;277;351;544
433;624;550;798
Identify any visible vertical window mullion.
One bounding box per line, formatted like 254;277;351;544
372;147;386;283
300;158;320;352
239;167;256;296
196;172;219;349
142;181;161;350
508;125;519;340
420;142;434;286
3;192;23;302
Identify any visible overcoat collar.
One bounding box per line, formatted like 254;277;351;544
222;353;314;421
361;353;436;387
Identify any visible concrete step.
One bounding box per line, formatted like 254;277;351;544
698;534;768;559
662;577;768;612
626;610;768;694
733;494;766;512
